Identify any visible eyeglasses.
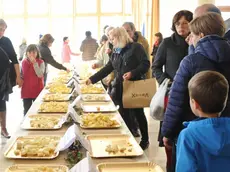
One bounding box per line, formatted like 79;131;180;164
175;22;189;26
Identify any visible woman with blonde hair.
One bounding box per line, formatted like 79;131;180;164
86;27;150;150
38;34;69;85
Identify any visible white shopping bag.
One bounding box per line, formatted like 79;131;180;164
150;78;170;121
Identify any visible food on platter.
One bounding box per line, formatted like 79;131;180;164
105;142;133;154
43;93;70;101
81;113;120;128
52;76;70;83
13;136;60;158
38;102;68;113
25;166;67;172
80;85;105;94
48;85;72;94
29;116;61;129
81;94;110;101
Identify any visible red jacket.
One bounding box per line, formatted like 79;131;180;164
21;58;44;98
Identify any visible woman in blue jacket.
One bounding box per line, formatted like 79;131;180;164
162;13;230;148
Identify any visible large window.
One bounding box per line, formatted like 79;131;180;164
76;0;97;14
27;0;48;15
215;0;230;6
101;0;122;13
2;0;24;15
4;18;24;47
222;12;230;20
51;0;73;15
27;18;49;44
0;0;154;57
160;0;197;37
75;17;98;48
215;0;230;20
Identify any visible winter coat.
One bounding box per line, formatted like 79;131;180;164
95;43;114;86
225;30;230;40
134;31;149;55
162;35;230;139
89;42;150;105
134;31;150;79
21;58;44;98
152;33;188;84
176;118;230;172
95;43;110;68
80;36;98;61
62;42;78;63
188;30;230;55
19;43;27;61
0;36;18;100
38;44;66;73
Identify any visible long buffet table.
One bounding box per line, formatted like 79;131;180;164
0;68;149;172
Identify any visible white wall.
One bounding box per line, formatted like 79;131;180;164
159;0;198;38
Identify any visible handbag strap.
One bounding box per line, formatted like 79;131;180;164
0;46;11;62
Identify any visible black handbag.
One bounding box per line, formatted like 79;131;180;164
0;46;16;87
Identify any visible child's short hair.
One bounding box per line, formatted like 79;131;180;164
26;44;41;59
188;71;229;114
63;36;68;42
189;12;225;37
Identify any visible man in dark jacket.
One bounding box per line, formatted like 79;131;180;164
80;31;98;61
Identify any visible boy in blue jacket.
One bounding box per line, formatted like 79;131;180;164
176;71;230;172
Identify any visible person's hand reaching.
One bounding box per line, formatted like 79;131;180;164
92;63;98;69
85;79;92;85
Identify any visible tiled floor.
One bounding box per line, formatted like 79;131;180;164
0;87;167;171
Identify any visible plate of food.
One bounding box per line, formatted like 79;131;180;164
97;162;164;172
4;136;61;159
6;164;69;172
86;134;143;158
38;102;69;113
80;113;121;129
81;102;117;113
46;83;72;94
52;75;72;84
81;94;111;102
21;115;64;130
80;84;105;94
42;93;71;102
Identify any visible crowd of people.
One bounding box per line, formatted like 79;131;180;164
0;3;230;172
